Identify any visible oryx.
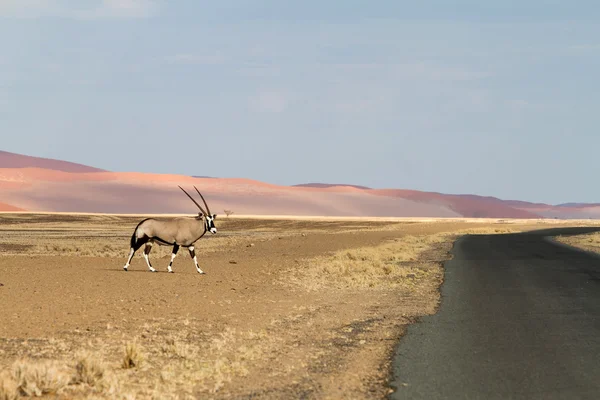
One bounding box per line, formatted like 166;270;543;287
122;186;217;274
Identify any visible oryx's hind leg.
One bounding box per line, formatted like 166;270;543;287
189;246;205;274
167;244;179;273
123;234;148;271
143;242;157;272
123;248;135;271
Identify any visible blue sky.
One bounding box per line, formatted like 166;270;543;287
1;1;599;204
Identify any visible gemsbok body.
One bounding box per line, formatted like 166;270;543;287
123;186;217;274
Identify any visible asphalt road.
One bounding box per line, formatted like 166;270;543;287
390;227;600;400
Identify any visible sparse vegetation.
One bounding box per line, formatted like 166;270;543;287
282;227;521;292
0;372;18;400
0;213;583;399
73;352;108;388
122;342;144;369
554;232;600;254
283;234;448;291
0;355;121;399
8;359;70;397
224;209;234;217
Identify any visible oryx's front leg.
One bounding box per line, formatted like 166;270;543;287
143;242;156;272
188;246;205;274
167;244;179;273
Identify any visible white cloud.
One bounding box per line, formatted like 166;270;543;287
0;0;159;18
249;90;288;113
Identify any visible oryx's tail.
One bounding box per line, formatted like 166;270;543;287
130;218;151;249
130;230;137;249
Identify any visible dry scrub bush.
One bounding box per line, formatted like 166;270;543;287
74;353;106;386
9;360;70;397
122;342;144;369
72;352;120;394
0;372;18;400
0;354;123;399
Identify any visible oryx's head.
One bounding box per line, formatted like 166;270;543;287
204;212;217;234
178;185;218;234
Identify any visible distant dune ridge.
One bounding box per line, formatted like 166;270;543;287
293;183;372;190
0;150;598;219
0;150;106;173
0;201;24;212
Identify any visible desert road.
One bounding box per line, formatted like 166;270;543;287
390;227;600;400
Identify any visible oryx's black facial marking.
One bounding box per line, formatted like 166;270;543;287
206;214;217;234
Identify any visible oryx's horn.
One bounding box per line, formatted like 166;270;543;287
194;186;212;215
178;185;207;215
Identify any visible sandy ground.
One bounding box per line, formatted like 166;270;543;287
554;230;600;255
0;214;591;399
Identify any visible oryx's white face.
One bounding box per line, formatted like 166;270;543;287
205;214;217;234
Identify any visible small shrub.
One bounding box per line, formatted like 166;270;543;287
11;360;70;397
122;342;144;369
0;372;18;400
73;353;106;387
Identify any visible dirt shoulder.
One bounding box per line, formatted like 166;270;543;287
0;214;571;399
553;231;600;255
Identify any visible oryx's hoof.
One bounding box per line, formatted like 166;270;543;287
168;270;174;273
197;271;206;275
123;266;128;271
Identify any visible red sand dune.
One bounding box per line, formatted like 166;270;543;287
0;151;597;219
0;150;105;173
0;168;458;217
293;183;372;190
0;202;24;211
370;190;539;219
0;202;25;212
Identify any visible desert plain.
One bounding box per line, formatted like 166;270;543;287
0;213;597;399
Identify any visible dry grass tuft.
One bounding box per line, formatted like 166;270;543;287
0;354;123;399
283;234;449;291
73;352;110;389
122;342;144;369
0;372;18;400
161;337;197;360
10;359;70;397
